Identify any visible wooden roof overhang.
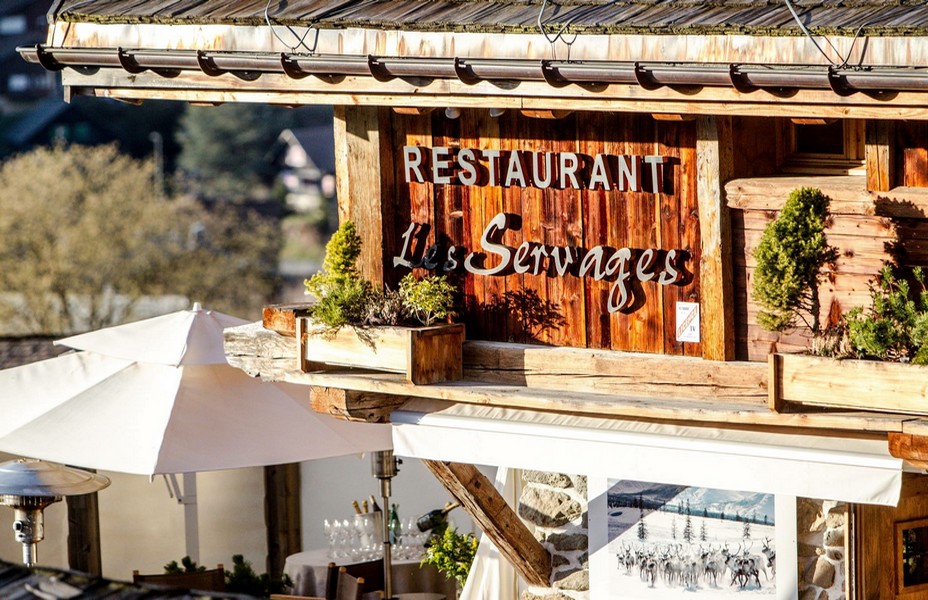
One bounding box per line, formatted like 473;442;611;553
19;14;928;119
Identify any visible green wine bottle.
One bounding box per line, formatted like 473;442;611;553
388;503;402;545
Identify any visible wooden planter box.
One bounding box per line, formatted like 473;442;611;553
769;353;928;415
297;318;465;384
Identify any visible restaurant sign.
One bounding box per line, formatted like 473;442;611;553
394;212;690;314
403;146;669;192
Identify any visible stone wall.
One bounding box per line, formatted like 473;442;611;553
797;498;847;600
518;471;589;600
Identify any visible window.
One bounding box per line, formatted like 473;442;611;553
780;118;865;176
897;518;928;595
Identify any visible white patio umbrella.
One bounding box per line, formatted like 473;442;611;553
0;303;392;560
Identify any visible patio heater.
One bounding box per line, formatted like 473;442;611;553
0;458;110;567
372;450;401;599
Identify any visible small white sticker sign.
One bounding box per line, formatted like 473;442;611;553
676;302;700;343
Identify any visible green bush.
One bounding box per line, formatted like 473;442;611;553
420;527;478;588
846;266;928;364
752;187;838;335
163;556;204;574
399;272;456;326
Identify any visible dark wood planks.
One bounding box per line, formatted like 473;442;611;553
386;109;701;356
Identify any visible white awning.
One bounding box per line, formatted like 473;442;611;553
392;403;903;506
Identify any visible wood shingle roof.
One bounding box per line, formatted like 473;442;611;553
51;0;928;36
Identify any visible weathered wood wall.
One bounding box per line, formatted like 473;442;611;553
857;474;928;600
383;109;702;356
729;177;928;362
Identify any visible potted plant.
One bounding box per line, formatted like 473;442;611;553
420;527;478;598
760;189;928;414
299;221;465;384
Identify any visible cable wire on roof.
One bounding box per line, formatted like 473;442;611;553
264;0;318;54
783;0;870;68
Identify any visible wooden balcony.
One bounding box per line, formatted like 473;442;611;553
224;312;920;440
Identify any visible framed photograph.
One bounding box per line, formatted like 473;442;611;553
589;478;798;600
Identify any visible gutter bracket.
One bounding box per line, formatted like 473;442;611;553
196;50;224;77
117;48;146;74
634;62;662;91
729;64;756;93
454;57;481;85
827;66;855;97
34;44;64;72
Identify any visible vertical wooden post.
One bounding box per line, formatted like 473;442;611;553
67;490;102;575
333;106;395;287
866;120;895;192
696;116;736;361
264;463;302;580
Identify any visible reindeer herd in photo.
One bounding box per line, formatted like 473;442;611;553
616;538;776;592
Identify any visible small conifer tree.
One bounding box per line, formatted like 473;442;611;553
304;221;373;332
752;187;838;335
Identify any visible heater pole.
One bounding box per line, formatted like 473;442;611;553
372;450;400;600
380;477;393;600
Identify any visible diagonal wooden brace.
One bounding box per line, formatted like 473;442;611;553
423;460;551;587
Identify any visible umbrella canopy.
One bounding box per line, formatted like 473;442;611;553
0;304;392;475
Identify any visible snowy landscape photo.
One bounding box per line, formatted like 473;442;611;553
605;479;777;599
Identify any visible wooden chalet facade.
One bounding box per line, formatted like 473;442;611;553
20;1;928;598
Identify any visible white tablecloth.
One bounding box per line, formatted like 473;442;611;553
283;548;456;598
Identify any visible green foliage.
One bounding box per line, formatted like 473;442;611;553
752;187;838;335
420;527;478;588
224;554;290;597
305;222;459;332
846;266;928;364
305;221;363;294
0;144;280;333
399;273;457;326
176;104;293;199
163;556;204;574
304;221;373;333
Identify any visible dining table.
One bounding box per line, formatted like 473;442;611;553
283;548;457;599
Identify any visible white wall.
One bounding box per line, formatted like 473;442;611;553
300;453;490;552
0;453;493;583
0;455;267;583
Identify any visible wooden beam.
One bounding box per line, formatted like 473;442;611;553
696;116;736;361
224;321;300;383
727;175;928;218
264;464;302;581
309;386;408;423
520;109;573;119
888;432;928;469
263;303;313;337
64;69;928;121
393;107;435;115
67;489;102;576
423;460;551;587
333;105;394;286
652;113;697;121
767;353;784;412
866;120;896;192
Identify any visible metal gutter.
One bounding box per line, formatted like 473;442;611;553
18;44;928;96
